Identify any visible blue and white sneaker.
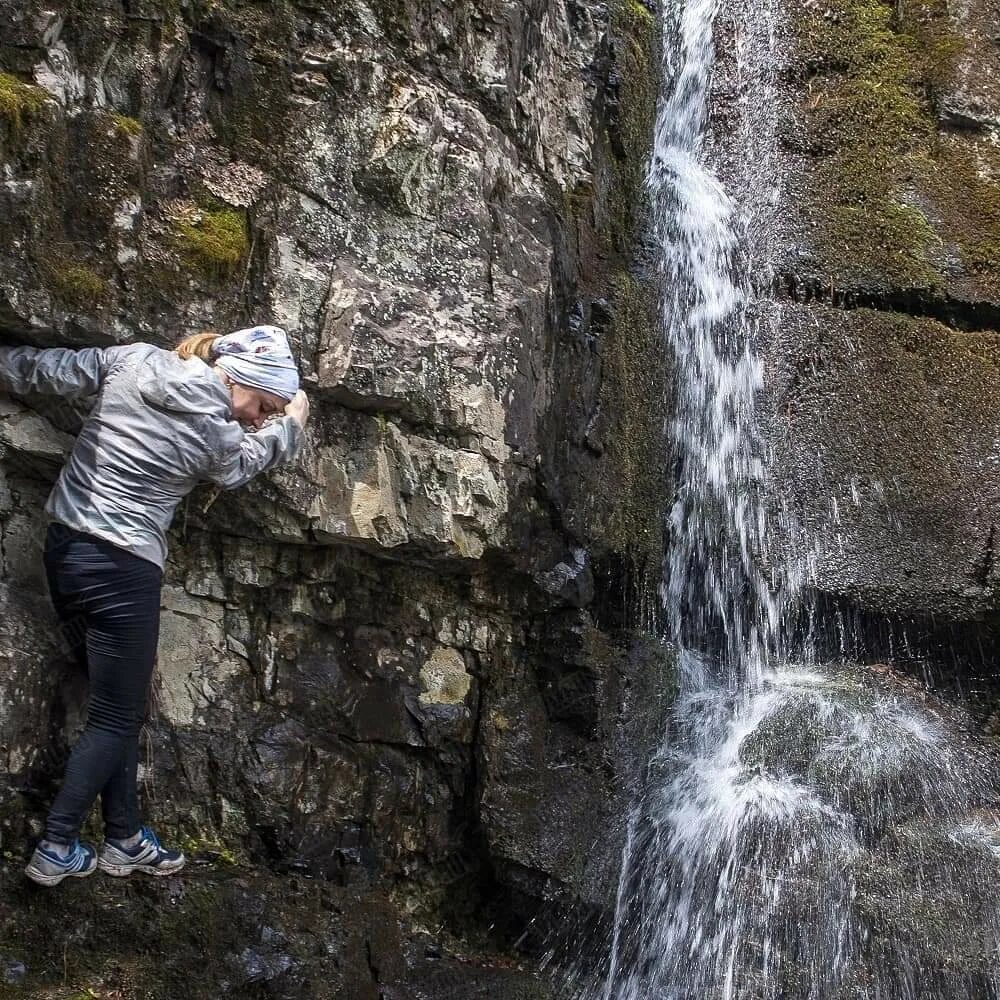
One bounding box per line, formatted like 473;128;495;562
97;825;185;877
24;839;99;886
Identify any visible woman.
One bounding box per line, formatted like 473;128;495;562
0;325;310;886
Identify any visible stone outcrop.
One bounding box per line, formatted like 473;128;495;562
0;1;671;996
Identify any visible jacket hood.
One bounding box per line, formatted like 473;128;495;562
137;349;232;417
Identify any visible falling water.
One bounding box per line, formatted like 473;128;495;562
653;0;776;690
577;0;1000;997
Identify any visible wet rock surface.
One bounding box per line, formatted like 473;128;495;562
707;1;1000;682
770;303;1000;621
0;860;554;999
605;662;1000;1000
0;0;671;995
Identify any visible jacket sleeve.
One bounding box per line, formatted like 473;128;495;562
203;415;306;491
0;345;118;399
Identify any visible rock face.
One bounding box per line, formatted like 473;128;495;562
707;0;1000;668
0;1;673;996
772;306;1000;622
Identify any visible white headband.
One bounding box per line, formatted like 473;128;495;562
212;325;300;402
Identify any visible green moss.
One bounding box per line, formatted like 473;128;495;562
601;0;659;257
0;71;47;133
625;0;655;27
822;196;942;288
794;0;965;288
581;3;665;564
177;830;244;866
110;112;143;138
913;137;1000;298
593;272;668;562
173;206;249;278
0;864;258;999
549;2;665;574
44;259;110;309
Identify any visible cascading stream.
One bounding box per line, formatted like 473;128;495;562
576;1;1000;998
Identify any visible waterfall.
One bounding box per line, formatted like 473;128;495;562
576;1;1000;997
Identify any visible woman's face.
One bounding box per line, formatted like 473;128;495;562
224;378;288;430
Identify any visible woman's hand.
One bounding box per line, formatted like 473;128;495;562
285;390;310;429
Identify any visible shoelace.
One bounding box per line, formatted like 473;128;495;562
140;825;162;851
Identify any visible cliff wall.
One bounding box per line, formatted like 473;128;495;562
0;2;670;996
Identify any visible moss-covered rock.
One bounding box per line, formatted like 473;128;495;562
43;258;109;309
792;0;952;288
914;132;1000;300
790;0;1000;297
601;0;660;258
586;1;667;569
591;272;668;563
772;302;1000;618
546;0;664;569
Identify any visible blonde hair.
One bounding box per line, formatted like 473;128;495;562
174;331;220;362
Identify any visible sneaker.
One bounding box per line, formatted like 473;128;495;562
24;839;98;886
98;825;186;878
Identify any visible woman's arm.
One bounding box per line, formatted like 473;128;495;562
0;345;121;399
204;414;306;491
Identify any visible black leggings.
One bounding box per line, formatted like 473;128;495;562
42;523;162;844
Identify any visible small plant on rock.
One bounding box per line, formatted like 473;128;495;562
110;112;143;138
0;71;47;133
173;205;250;279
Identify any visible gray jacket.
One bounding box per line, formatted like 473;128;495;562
0;342;305;568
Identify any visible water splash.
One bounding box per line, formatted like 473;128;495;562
592;666;1000;999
